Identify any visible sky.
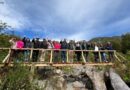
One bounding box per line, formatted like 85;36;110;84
0;0;130;41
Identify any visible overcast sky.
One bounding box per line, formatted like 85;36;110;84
0;0;130;40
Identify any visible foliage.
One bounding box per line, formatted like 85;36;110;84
0;21;8;34
114;52;130;82
0;63;41;90
62;66;74;74
121;33;130;54
89;36;122;51
0;34;20;62
90;33;130;82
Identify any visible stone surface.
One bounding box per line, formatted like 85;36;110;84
109;68;130;90
34;66;130;90
72;66;107;90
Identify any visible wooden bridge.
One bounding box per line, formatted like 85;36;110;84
0;48;122;67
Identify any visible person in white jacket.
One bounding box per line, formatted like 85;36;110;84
94;43;99;62
9;38;17;49
8;38;17;62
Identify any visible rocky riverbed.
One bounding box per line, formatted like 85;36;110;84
33;66;130;90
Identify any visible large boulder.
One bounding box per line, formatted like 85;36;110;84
109;68;130;90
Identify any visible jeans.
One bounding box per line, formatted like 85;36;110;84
101;53;107;62
24;50;30;62
61;51;66;62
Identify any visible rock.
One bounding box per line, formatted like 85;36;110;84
72;81;86;90
109;68;130;90
73;81;85;88
55;69;63;75
71;66;107;90
84;66;107;90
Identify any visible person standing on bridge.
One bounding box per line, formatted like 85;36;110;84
53;41;61;62
93;43;99;62
99;44;107;62
39;38;48;62
8;38;17;63
32;38;40;62
23;38;32;62
16;39;24;62
75;42;82;62
106;42;114;62
60;39;68;63
68;40;75;63
81;40;90;62
47;40;54;61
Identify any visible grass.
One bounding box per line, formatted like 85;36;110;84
0;50;8;62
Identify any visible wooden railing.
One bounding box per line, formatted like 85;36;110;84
0;48;118;64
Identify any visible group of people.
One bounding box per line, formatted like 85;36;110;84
9;37;114;63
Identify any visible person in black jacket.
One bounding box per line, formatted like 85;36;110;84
81;40;90;62
106;42;114;62
32;38;40;62
60;39;68;63
99;44;107;62
39;39;48;62
75;42;82;62
40;39;48;49
24;38;32;62
68;40;75;63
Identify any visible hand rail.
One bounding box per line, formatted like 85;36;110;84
0;48;116;64
0;48;116;52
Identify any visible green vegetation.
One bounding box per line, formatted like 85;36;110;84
121;33;130;54
0;21;9;34
0;34;20;62
90;33;130;83
0;63;41;90
0;22;130;88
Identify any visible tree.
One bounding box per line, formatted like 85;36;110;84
121;33;130;54
0;21;8;34
111;40;121;51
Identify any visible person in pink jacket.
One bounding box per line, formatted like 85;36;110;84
16;40;24;49
15;40;24;62
53;41;61;62
53;41;61;49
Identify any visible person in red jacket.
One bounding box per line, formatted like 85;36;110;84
53;41;61;62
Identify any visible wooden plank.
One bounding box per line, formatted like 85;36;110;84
98;51;102;63
2;49;11;63
50;50;53;63
30;48;33;61
82;51;86;63
0;48;116;52
116;52;127;61
0;63;114;67
66;50;69;63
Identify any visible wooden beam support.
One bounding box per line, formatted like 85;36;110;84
66;50;69;63
50;50;53;63
0;63;114;67
30;48;33;61
82;51;86;63
98;51;102;63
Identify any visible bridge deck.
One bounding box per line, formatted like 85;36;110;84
0;48;120;67
0;62;114;67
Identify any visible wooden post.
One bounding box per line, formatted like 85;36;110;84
30;48;33;61
50;50;53;63
30;63;35;81
116;52;127;61
66;49;69;63
2;48;11;63
98;51;102;63
82;51;86;63
114;51;121;62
